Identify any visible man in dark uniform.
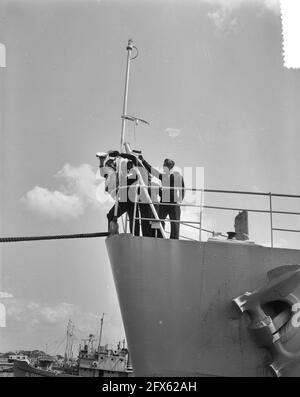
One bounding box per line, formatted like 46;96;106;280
120;152;160;237
140;157;185;239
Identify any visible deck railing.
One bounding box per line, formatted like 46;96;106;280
117;185;300;247
203;189;300;247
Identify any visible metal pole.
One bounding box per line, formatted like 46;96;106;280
124;143;166;238
114;40;134;220
120;39;134;152
134;170;167;239
124;213;128;233
120;213;125;232
269;192;274;248
199;188;203;242
98;313;105;352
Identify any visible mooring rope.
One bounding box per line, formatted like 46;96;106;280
0;232;109;243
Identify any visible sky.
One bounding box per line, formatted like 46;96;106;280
1;0;300;354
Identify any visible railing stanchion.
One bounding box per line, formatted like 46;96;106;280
132;184;139;236
124;213;128;233
120;214;125;233
199;188;203;242
269;192;274;248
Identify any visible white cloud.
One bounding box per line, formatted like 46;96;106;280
0;291;13;299
36;302;75;324
22;163;111;221
22;186;84;221
56;163;99;207
205;0;280;33
203;0;280;13
207;9;226;29
5;299;124;351
264;0;281;13
7;299;92;327
165;128;181;138
207;8;239;33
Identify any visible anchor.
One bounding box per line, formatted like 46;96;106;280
233;264;300;376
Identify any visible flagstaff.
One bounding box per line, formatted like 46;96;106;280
120;39;137;152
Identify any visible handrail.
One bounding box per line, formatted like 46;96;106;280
273;228;300;233
138;217;201;224
115;183;300;247
203;205;300;216
204;189;300;199
114;184;300;198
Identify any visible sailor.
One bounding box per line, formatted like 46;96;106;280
98;151;140;235
120;152;160;237
140;156;185;239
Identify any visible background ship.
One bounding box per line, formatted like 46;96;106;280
12;315;132;377
13;356;76;377
77;333;132;377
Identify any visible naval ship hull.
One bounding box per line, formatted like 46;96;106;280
106;234;300;377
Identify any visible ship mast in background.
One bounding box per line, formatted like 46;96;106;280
64;319;74;366
98;313;105;352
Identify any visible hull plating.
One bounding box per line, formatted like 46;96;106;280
106;234;300;376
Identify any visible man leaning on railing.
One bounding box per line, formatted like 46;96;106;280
140;156;185;239
120;152;160;237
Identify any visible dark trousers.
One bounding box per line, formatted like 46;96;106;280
138;203;158;237
158;204;181;239
107;202;140;236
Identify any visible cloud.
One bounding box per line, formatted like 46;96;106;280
205;0;280;33
6;300;96;330
262;0;281;13
203;0;280;13
22;186;84;221
22;163;112;221
0;291;13;299
56;163;100;207
6;299;96;328
31;302;75;324
207;8;239;33
165;128;181;138
5;299;124;352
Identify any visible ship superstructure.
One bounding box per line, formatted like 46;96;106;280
78;333;132;377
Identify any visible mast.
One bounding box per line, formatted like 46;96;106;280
98;313;105;352
69;323;74;360
113;39;138;220
120;39;137;152
113;40;166;237
64;319;73;366
64;319;70;366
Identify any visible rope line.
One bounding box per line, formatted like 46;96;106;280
0;232;109;243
